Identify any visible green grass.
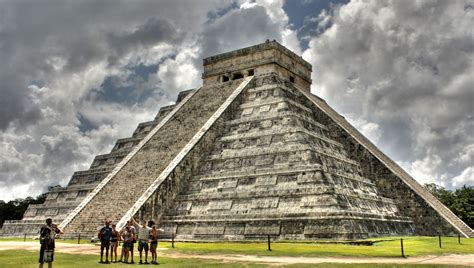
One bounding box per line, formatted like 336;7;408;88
0;250;465;268
1;236;473;257
157;236;474;257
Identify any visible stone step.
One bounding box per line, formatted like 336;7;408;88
193;164;371;185
163;211;413;223
227;110;328;132
175;187;397;206
206;143;359;167
220;125;344;148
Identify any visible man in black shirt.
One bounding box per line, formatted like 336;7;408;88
39;218;63;268
98;220;113;263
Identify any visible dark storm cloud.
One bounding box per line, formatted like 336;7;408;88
0;0;298;201
0;0;221;129
200;6;282;58
106;18;181;66
304;0;474;187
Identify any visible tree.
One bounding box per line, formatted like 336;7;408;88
425;183;474;228
0;193;47;227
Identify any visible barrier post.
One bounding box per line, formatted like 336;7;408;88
458;234;461;244
172;233;175;248
267;235;271;251
78;234;81;244
400;238;405;258
24;233;26;242
438;235;442;248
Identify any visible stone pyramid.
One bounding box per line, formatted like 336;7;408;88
3;41;471;239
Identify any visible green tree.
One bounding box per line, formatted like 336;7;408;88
0;193;47;227
425;183;474;228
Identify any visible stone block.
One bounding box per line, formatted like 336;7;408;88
245;222;280;235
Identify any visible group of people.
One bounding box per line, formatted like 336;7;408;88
37;217;163;267
98;218;163;264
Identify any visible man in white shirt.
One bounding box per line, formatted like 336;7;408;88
132;218;151;264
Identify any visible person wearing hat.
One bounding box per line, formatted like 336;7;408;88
98;219;113;263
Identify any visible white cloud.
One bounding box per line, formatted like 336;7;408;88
303;0;474;188
452;167;474;188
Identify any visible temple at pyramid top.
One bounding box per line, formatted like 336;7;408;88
1;41;472;240
202;40;312;91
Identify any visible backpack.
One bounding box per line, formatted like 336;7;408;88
39;226;53;248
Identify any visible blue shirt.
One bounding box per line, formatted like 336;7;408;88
99;226;112;241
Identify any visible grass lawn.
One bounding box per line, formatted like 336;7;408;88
0;250;466;268
157;236;474;257
1;236;473;257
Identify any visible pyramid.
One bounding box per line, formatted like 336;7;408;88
3;41;472;239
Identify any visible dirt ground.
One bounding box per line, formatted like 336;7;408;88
1;241;473;266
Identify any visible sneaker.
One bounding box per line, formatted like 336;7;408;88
145;261;149;264
139;260;143;264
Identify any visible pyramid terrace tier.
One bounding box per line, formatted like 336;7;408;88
111;137;142;152
67;166;114;186
0;220;48;237
161;218;414;241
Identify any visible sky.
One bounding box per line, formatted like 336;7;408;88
0;0;473;201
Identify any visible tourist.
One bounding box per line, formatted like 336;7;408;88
125;219;137;263
98;220;112;263
38;218;63;268
132;218;151;264
110;223;119;263
149;224;164;265
120;225;134;264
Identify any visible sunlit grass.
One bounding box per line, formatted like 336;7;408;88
0;250;467;268
1;236;473;258
157;236;474;257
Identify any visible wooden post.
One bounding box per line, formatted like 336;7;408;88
400;238;405;258
267;235;271;251
78;234;81;244
24;233;26;242
172;233;175;248
438;235;442;248
458;234;461;244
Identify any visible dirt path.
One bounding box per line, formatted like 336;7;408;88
1;241;472;266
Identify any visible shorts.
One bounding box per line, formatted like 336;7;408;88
150;241;158;251
39;246;54;263
123;242;132;249
138;241;149;252
100;240;110;249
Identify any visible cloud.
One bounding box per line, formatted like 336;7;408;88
303;0;474;188
0;0;300;201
